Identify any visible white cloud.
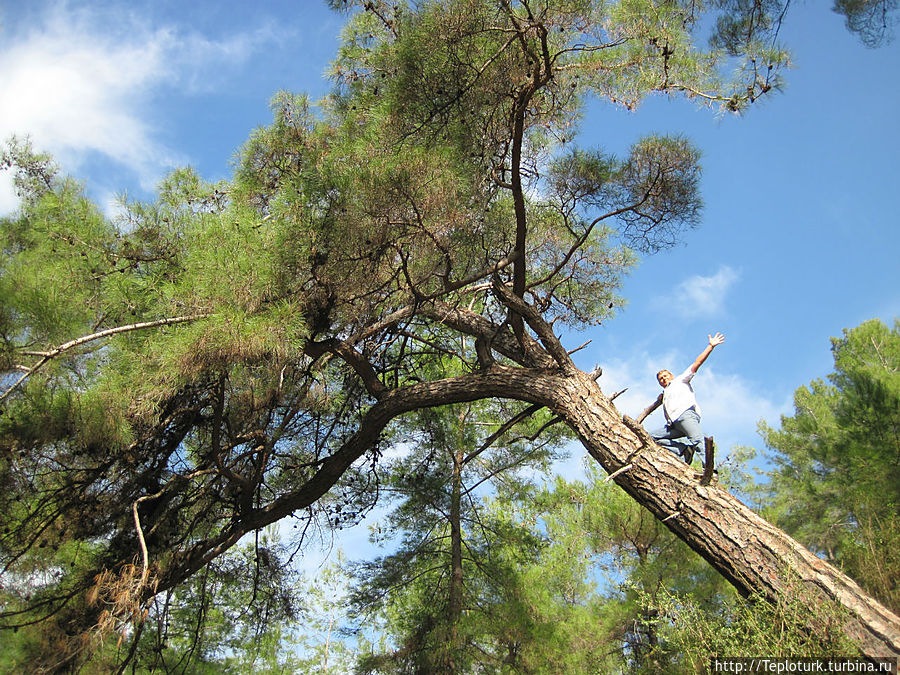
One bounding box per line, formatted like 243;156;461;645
0;8;174;191
594;348;679;421
0;3;277;215
655;265;740;319
0;173;17;215
698;369;786;448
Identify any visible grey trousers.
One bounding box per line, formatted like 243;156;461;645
652;408;703;462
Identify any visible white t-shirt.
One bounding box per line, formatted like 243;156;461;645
663;367;700;423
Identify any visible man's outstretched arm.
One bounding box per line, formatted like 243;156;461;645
690;332;725;373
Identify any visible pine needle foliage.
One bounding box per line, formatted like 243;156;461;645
0;1;850;670
762;318;900;614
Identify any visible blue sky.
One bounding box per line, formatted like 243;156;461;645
1;1;898;561
577;3;900;464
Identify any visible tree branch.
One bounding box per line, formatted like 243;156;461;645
462;402;543;466
305;337;387;399
492;278;576;373
636;393;663;424
1;314;210;405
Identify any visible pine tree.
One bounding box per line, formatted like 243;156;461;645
1;2;898;669
348;399;569;673
762;319;900;613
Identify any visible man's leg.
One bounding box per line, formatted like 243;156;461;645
651;424;690;459
672;409;704;465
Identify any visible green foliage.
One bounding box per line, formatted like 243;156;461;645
523;460;866;673
348;400;572;673
762;318;900;613
635;580;857;674
290;553;357;674
103;531;302;675
348;446;848;673
0;137;59;204
833;0;898;46
532;463;730;672
0;1;879;669
0;158;117;347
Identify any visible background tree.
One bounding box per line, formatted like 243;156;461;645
762;318;900;614
347;397;571;673
292;551;357;675
347;446;857;674
833;0;899;46
351;454;624;674
528;460;757;674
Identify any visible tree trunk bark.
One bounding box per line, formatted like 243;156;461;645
549;368;900;660
150;363;900;659
445;437;464;675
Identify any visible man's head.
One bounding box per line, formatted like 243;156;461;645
656;369;673;388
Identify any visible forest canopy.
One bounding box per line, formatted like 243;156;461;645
1;1;899;672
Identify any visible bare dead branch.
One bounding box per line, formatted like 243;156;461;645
636;393;663;424
1;314;210;405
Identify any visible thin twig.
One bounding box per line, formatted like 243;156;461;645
604;463;633;483
1;314;209;404
132;499;153;585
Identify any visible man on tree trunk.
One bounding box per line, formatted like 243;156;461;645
652;332;725;466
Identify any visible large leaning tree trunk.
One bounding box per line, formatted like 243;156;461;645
486;287;900;660
131;284;897;660
161;289;899;659
558;373;900;659
447;291;900;660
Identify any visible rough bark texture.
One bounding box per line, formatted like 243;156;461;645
549;368;900;660
447;438;464;674
145;361;900;659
